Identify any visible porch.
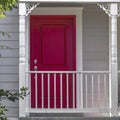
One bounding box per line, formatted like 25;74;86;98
19;1;120;117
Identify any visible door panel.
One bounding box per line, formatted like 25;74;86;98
30;16;76;108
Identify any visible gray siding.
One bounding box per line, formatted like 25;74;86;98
0;9;19;117
83;5;109;71
82;5;109;115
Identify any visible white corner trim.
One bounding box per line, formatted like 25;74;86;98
108;17;112;115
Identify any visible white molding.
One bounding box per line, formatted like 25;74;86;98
19;0;120;3
109;3;118;116
28;7;83;109
19;3;26;117
109;17;112;116
25;16;30;117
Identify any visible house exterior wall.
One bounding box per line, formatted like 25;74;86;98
83;5;109;113
0;9;19;118
83;5;109;71
0;4;112;118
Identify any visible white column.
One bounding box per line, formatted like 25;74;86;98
110;3;118;115
19;3;26;117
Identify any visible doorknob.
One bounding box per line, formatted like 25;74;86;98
34;59;38;71
34;66;38;71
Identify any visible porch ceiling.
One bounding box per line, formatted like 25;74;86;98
19;0;120;3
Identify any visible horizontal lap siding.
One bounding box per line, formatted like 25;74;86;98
0;58;19;65
83;5;109;116
83;5;109;71
0;33;19;40
0;49;19;57
0;9;19;117
0;74;18;82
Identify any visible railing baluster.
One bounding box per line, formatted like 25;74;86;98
41;73;44;108
91;74;94;107
85;74;88;108
80;72;83;108
25;73;29;110
76;72;80;109
73;73;75;108
104;74;107;108
60;73;62;108
98;74;100;107
35;72;38;108
48;73;50;108
54;73;56;108
29;73;31;108
66;73;69;108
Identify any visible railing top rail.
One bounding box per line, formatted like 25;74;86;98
26;71;110;74
82;71;110;74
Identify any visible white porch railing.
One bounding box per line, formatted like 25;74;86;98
25;71;110;114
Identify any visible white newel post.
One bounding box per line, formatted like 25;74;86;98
110;3;118;115
19;3;26;117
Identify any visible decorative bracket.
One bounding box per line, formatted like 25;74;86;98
26;3;40;16
98;3;111;17
98;3;120;17
118;3;120;17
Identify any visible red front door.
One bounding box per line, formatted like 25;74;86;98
30;15;76;108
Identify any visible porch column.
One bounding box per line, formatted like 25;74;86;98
110;3;118;116
98;3;119;116
19;3;26;117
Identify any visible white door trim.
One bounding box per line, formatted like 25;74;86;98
26;7;83;111
29;7;83;71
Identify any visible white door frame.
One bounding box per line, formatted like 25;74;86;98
19;6;83;117
28;7;83;108
28;7;83;70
